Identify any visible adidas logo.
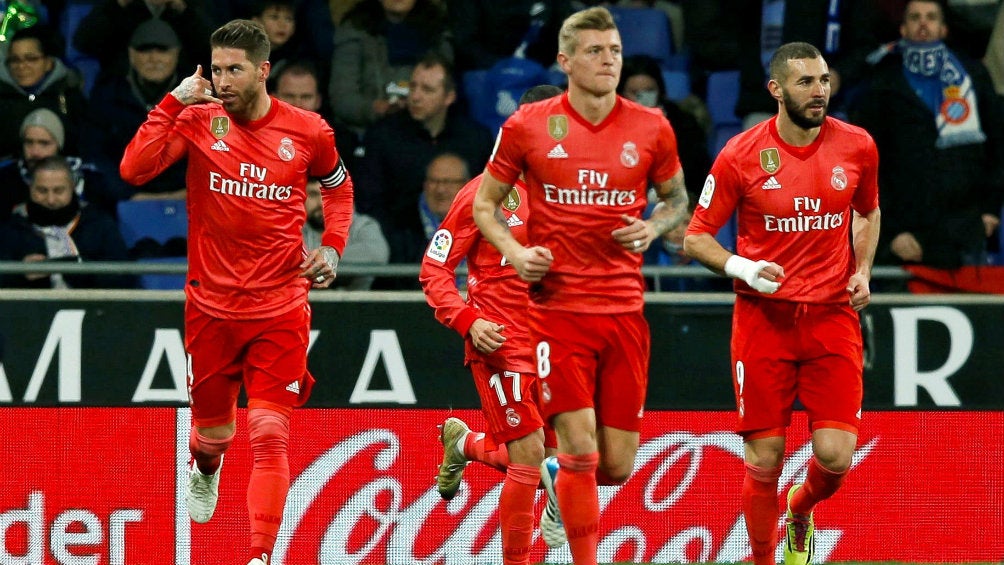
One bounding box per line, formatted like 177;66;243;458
506;213;524;227
761;175;781;190
547;144;568;159
285;381;300;394
211;139;230;152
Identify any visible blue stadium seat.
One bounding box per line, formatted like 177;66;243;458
60;1;102;96
117;199;188;289
117;199;187;249
661;69;691;102
608;6;674;66
705;70;742;127
705;70;743;157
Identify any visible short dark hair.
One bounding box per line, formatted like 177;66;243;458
768;42;823;83
618;54;666;98
272;59;320;84
902;0;947;23
519;84;564;106
251;0;295;17
10;24;62;59
415;51;455;93
31;156;74;185
211;19;270;64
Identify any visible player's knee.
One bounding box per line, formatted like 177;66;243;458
248;408;290;451
190;426;234;457
506;431;546;465
597;460;633;485
814;451;852;473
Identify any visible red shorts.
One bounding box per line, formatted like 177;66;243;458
185;302;315;428
731;295;863;437
470;360;554;451
528;308;649;432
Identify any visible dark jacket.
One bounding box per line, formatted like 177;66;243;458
0;59;87;160
71;0;212;83
734;0;882;118
354;108;493;242
851;50;1004;268
0;157;126;221
82;74;187;197
0;204;137;289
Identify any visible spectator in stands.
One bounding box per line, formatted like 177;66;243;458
330;0;453;134
207;0;334;78
81;18;188;202
251;0;323;82
983;1;1004;95
0;24;87;161
72;0;213;84
618;54;711;202
0;156;135;289
272;60;359;165
735;0;882;129
446;0;572;75
851;0;1004;272
303;178;389;290
354;52;493;244
678;0;743;99
375;151;470;289
0;109;123;222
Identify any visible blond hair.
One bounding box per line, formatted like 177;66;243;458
558;7;617;55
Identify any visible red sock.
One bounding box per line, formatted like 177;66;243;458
499;463;539;565
556;452;599;565
791;457;848;515
189;427;231;474
743;463;782;565
247;408;291;557
463;432;509;473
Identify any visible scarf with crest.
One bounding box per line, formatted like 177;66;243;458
899;40;986;148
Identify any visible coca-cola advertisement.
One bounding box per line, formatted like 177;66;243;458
2;408;1001;564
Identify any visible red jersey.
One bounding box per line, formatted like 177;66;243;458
121;95;353;319
687;116;879;303
419;174;533;372
486;93;681;313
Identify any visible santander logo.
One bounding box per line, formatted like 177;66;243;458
267;428;878;565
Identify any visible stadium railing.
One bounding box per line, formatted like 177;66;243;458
0;261;912;292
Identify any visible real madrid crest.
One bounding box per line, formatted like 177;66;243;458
620;141;639;168
277;137;295;161
760;148;780;174
548;115;568;141
503;188;520;211
831;166;848;191
211;116;229;140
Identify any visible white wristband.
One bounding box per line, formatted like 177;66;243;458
724;255;780;294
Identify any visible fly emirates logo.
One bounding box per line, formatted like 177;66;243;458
764;196;845;233
543;169;636;207
209;162;293;201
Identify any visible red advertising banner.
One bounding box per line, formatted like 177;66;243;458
2;408;1001;564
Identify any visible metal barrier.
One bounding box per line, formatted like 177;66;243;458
0;261;912;292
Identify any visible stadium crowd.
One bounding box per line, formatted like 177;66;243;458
0;0;1002;291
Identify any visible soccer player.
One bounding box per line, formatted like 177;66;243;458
119;20;353;565
471;8;690;565
683;42;880;565
420;84;563;565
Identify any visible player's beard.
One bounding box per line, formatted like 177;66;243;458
222;82;260;118
782;89;827;130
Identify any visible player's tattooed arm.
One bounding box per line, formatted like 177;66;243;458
648;170;689;236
